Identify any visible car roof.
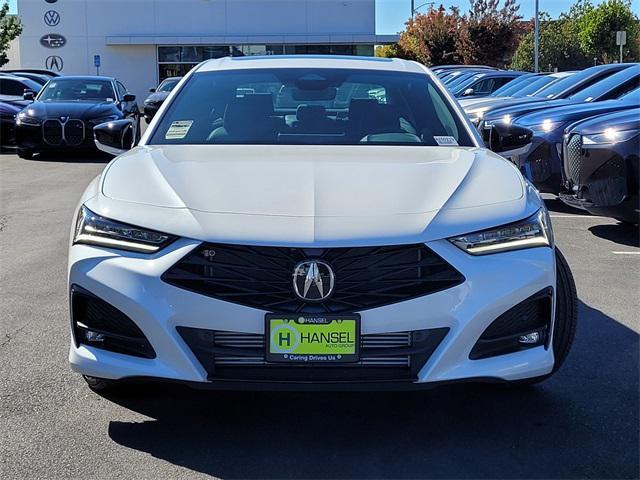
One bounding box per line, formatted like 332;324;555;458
196;55;427;74
48;75;116;81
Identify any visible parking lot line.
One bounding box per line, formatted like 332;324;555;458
549;214;608;219
611;251;640;255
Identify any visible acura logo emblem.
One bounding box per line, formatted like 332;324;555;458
293;260;335;302
45;55;63;72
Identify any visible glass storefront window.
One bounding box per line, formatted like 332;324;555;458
158;44;375;82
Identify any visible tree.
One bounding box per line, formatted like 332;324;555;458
456;0;523;67
510;13;591;71
375;44;402;58
578;0;639;63
0;1;22;68
511;1;594;71
397;6;461;65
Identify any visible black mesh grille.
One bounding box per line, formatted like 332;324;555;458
43;120;62;145
162;243;465;314
64;119;84;145
177;326;449;382
566;134;583;185
470;288;552;360
71;286;155;358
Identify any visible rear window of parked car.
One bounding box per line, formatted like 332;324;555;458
148;68;475;147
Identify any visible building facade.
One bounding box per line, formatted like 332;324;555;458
9;0;396;99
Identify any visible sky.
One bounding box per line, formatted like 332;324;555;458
5;0;640;34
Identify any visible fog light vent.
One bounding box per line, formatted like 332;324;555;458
71;285;156;359
470;288;552;360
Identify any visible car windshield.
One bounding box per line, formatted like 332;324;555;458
568;66;640;102
38;79;115;102
157;78;180;93
149;67;474;147
534;67;618;99
518;75;567;97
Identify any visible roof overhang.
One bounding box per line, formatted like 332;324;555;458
105;34;399;46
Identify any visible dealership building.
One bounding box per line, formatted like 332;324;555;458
7;0;397;99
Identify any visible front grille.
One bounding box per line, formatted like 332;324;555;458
566;134;583;185
213;331;412;366
43;119;63;145
42;119;86;146
64;119;85;145
177;326;449;382
162;243;465;314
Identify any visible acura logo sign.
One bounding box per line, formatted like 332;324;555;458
293;260;335;302
45;55;63;72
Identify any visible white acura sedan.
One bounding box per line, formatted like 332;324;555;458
69;56;576;391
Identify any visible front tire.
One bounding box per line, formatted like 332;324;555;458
512;247;577;386
17;149;34;160
83;375;118;392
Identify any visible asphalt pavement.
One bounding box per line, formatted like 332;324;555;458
1;151;638;479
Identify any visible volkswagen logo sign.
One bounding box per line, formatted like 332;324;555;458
44;10;60;27
40;34;66;49
292;260;335;302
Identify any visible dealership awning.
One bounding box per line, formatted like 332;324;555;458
105;34;399;45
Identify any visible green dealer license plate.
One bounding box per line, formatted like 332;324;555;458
265;314;360;363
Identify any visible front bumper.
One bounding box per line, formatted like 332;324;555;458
509;135;563;193
69;239;556;388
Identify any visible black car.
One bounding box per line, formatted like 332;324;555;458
453;71;525;98
143;76;181;122
15;76;139;159
0;100;30;150
560;108;640;224
0;75;42;102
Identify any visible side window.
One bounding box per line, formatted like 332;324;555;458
0;79;25;96
472;78;495;95
116;81;127;98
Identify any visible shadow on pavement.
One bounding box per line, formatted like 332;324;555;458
589;223;639;248
105;300;638;479
543;197;591;216
27;151;112;164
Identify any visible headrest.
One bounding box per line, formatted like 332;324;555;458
224;93;274;133
296;104;327;123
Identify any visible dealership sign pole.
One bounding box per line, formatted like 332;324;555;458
616;31;626;63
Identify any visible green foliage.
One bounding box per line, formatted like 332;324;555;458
511;13;591;71
375;44;401;58
0;1;22;67
578;0;639;62
511;0;638;71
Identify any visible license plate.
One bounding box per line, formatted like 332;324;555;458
265;314;360;363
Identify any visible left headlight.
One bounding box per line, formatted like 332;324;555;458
449;209;553;255
73;205;176;253
582;128;640;145
528;119;557;134
16;111;41;126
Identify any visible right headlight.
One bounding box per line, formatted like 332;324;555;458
449;209;553;255
73;205;176;253
582;128;639;145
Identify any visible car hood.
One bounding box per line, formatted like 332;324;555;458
27;100;119;119
518;99;638;128
89;145;532;246
569;108;640;135
484;99;580;123
144;91;169;103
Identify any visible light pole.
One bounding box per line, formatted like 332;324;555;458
411;1;435;18
534;0;539;72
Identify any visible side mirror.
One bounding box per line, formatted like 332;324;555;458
149;88;156;93
93;118;137;156
462;88;475;97
23;90;35;101
123;93;136;102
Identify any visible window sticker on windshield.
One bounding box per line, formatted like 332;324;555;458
433;136;459;146
165;120;193;140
